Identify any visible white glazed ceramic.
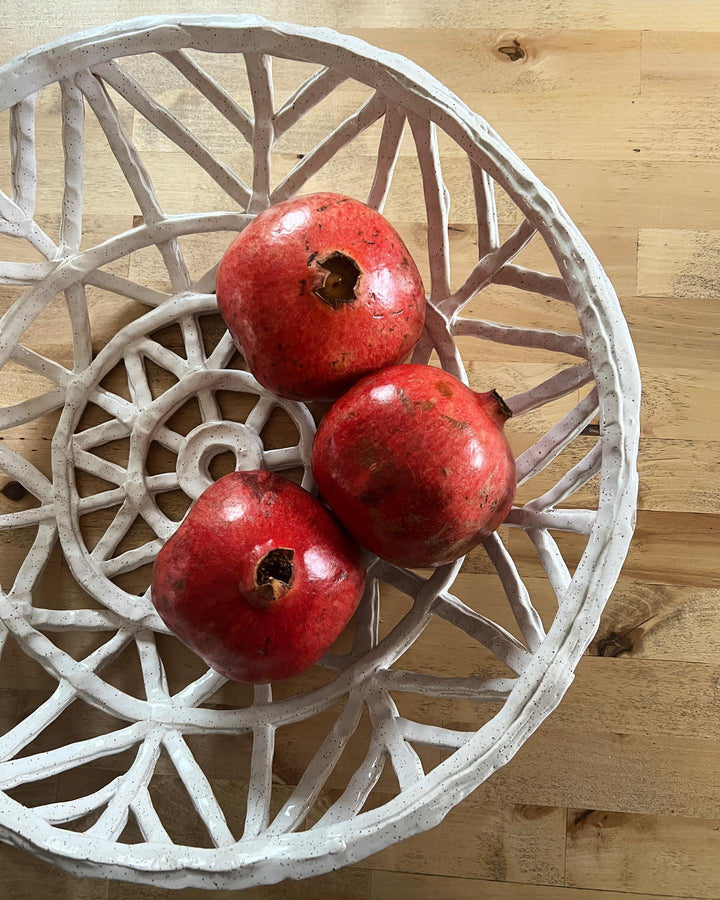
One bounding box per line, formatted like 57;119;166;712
0;16;640;890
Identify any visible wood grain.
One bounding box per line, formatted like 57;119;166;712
1;3;719;899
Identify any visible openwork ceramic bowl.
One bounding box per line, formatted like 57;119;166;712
0;16;640;890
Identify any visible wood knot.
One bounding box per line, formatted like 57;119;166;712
497;38;526;62
1;481;28;502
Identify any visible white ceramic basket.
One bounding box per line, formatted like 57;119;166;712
0;16;640;890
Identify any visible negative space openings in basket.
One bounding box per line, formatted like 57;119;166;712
0;17;636;883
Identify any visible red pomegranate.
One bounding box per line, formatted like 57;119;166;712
151;471;366;682
312;364;516;568
216;192;426;401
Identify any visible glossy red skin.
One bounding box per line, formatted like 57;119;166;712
312;364;516;568
216;192;426;401
151;471;366;683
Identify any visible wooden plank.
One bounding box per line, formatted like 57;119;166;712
521;159;720;230
371;869;702;900
501;509;720;589
566;808;720;899
0;843;107;899
638;229;720;299
590;580;720;664
622;295;720;372
642;30;720;96
355;29;641;97
485;728;720;820
359;791;566;884
2;2;720;36
109;865;370;899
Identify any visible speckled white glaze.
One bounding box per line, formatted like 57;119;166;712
0;15;640;890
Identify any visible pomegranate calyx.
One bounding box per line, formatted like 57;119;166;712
252;548;294;605
314;252;360;309
489;389;513;422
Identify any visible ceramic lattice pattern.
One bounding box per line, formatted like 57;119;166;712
0;16;640;890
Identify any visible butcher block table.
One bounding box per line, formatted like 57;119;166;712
0;2;718;898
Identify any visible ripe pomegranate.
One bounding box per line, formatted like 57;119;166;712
151;471;365;683
312;364;516;568
216;192;426;401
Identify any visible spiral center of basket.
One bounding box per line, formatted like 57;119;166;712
176;421;264;499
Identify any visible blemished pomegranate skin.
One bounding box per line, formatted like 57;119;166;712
151;470;366;683
312;364;516;568
216;192;426;401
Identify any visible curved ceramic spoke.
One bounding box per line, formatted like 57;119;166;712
400;720;473;749
86;269;172;308
313;739;385;828
379;670;515;702
507;361;594;417
527;442;602;512
144;471;180;493
88;387;137;427
72;419;130;450
131;786;172;843
493;263;571;303
163;730;235;847
11;345;73;386
527;528;572;603
273;66;347;138
163;49;253;144
0;681;76;762
75;68;190;293
243;394;273;433
443;218;536;317
245;53;274;214
74;448;128;487
86;729;164;840
76;487;127;514
136;632;169;701
124;351;153;410
263;445;303;470
34;776;123;825
0;260;56;285
0;444;53;501
243;683;274;839
65;284;93;371
96;61;252;210
516;388;599;485
0;505;53;530
8;520;57;602
409;114;450;302
471;160;499;257
59;79;84;254
205;329;237;370
30;608;122;631
101;538;164;577
135;338;188;380
351;577;381;658
453;316;587;359
0;721;151;790
483;532;546;653
367;105;406;212
264;692;364;836
0;387;66;429
271;92;386;203
505;506;596;535
435;594;531;674
10;96;36;219
367;691;424;791
173;669;228;708
153;426;185;454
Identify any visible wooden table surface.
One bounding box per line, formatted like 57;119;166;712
1;2;719;899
